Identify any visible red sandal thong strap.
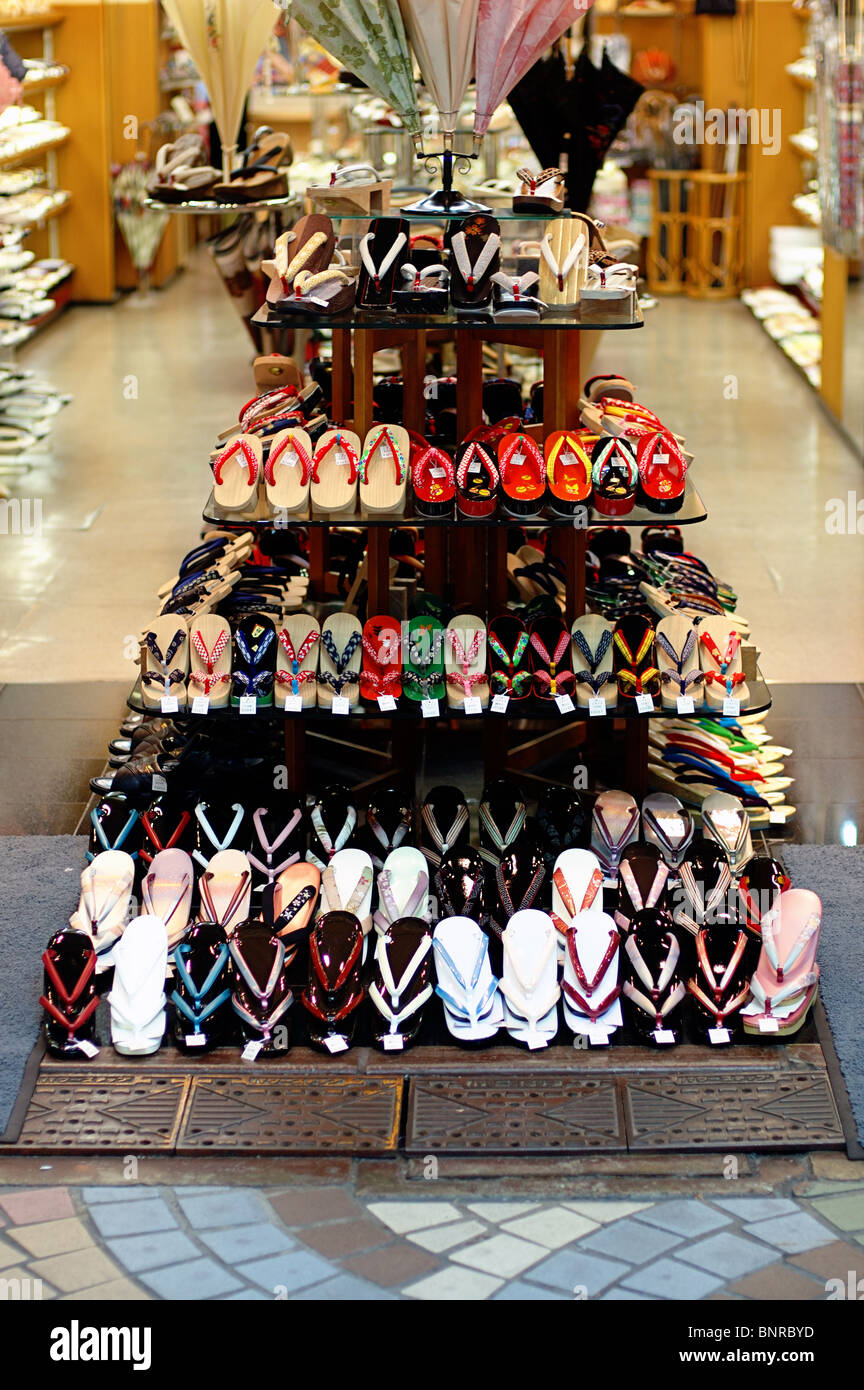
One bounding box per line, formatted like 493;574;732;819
312;431;359;486
212;437;259;487
264;433;312;488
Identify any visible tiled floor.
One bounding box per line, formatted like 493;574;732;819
0;1170;862;1301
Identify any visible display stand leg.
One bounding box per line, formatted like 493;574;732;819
367;525;391;616
308;528;329;602
424;527;446;596
284;720;307;802
353;328;375;437
488;527;509;613
401;330;427;434
543;327;581;427
547;527;585;622
332;328;352;420
455;329;484;441
624;719;650;800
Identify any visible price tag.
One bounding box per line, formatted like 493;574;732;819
160;696;179;714
556;694;575;714
491;693;509;714
239;695;257;715
281;448;298;468
635;693;655;714
463;696;482;715
677;694;695;715
75;1039;100;1059
588;697;606;717
758;1016;780;1034
334;447;349;466
708;1027;731;1045
652;1028;676;1045
769;809;786;825
283;694;303;712
186;1033;208;1048
512;451;526;470
151;774;168;794
603;876;618;890
525;1032;549;1051
561;450;578;468
382;1033;404;1052
429;466;448;479
242;1040;263;1061
377;694;397;711
324;1033;349;1054
586;1023;611;1046
468;454;482;475
421;698;439;719
191;696;210;715
331;696;350;715
722;697;741;717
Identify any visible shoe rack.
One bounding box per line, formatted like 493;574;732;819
128;210;772;806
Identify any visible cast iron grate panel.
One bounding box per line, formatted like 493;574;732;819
176;1075;402;1153
13;1073;189;1151
624;1069;844;1150
405;1075;626;1153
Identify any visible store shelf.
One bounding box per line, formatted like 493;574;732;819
744;299;821;392
202;475;706;531
789;132;818;159
0;130;70;172
252;299;644;333
0;191;71;230
0;10;63;31
126;672;771;722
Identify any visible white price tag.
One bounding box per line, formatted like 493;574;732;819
512;451;526;470
377;694;398;711
468;455;482;475
555;694;575;714
282;448;298;468
586;1023;611;1046
160;696;179;714
429;466;447;479
722;697;741;717
421;698;439;719
652;1028;677;1045
758;1016;780;1033
334;447;349;466
708;1027;731;1045
525;1032;549;1051
603;877;618;891
382;1033;404;1052
677;695;695;715
463;696;482;715
191;696;210;715
283;694;303;712
242;1040;263;1061
75;1039;100;1058
588;697;606;717
151;774;168;794
186;1033;208;1048
769;809;786;825
491;693;510;714
324;1033;349;1054
635;693;655;714
239;695;257;715
331;696;350;715
561;450;577;468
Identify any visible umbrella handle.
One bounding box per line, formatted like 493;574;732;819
222;144;238;183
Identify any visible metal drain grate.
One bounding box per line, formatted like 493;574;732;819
624;1070;844;1150
405;1075;626;1153
14;1073;189;1151
176;1075;402;1153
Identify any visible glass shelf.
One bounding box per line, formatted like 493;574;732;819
326;205;580;223
142;194;301;216
252;298;643;333
127;674;772;722
202;477;706;530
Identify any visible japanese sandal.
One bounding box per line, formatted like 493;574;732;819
698;617;750;710
231;614;277;708
68;849;135;962
369;918;434;1050
420;785;470;870
141;848;194;951
263;214;336;305
316;849;374;937
562;910;623;1042
741;888;821;1037
433;916;503;1042
447;213;501;311
641;793;694;869
546;430;593;514
497;431;546;517
687;918;752;1043
591;435;638;516
571;615;616;710
636;429;687;513
171;922;233;1053
622;909;686;1045
108;915;168;1056
198;850;253;936
615;843;670;935
655;615;703;709
303;911;366;1050
211;433;262;510
262;425;312;512
500;909;560;1048
141;620;189;710
513;167;566;213
360;614;402;704
310;428;360;515
318;613;363;709
41;930;100;1059
550;848;604;953
275;616;320;709
359;423;410;515
487;614;532;701
188;616;232;708
402;615;445;703
455;439;499;518
700;791;754;873
445;615;489;709
230;920;295;1054
411;438;455;518
356;215;409;308
591;790;640;878
529;616;575;702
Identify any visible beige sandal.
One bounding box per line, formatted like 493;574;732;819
310;428;360;515
187;615;232;709
317;613;362;709
141;619;189;710
263;426;312;513
358;424;410;515
275;616;320;709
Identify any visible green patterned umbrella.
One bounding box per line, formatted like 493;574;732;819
112;159;167;273
288;0;421;141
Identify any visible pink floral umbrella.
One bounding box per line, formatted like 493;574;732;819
473;0;595;145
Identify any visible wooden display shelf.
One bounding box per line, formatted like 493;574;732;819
0;129;69;171
21;70;68;96
4;191;71;229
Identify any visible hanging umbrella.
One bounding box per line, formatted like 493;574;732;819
163;0;279;177
112;158;168;288
473;0;589;145
398;0;480;150
287;0;421;143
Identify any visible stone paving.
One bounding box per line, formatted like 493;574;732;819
0;1163;863;1300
